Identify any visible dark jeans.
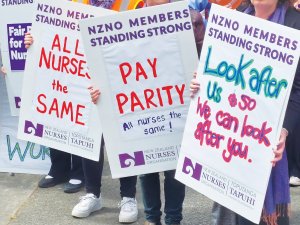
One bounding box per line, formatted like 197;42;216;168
82;136;137;198
140;170;185;225
237;214;289;225
287;124;300;178
49;148;84;182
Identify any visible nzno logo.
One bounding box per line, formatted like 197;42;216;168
24;120;44;138
182;157;202;181
119;151;145;168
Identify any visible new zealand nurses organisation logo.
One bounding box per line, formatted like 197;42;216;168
119;151;146;168
24;120;44;138
182;157;202;181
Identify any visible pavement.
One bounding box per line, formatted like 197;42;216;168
0;158;300;225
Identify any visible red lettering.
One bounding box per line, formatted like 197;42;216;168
75;105;85;125
222;138;248;163
216;110;239;133
63;36;71;53
116;93;128;114
61;101;73;121
49;98;59;118
136;62;148;81
196;97;211;120
175;84;185;104
36;94;47;113
194;120;224;148
78;60;90;79
119;62;131;84
75;39;84;57
238;94;256;111
131;92;145;112
162;85;173;105
51;34;61;51
144;89;157;108
39;47;51;69
36;96;86;126
241;115;272;147
69;58;79;75
147;58;157;78
61;56;70;73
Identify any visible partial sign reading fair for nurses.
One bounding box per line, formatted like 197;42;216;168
79;1;198;178
175;4;300;224
0;1;34;116
18;0;115;161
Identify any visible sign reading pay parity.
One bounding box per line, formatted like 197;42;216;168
79;1;198;178
18;0;115;161
175;4;300;224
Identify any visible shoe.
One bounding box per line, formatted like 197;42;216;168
38;175;67;188
289;176;300;187
144;221;162;225
72;193;102;218
64;179;84;193
118;197;138;223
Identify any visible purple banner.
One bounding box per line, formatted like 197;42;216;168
7;23;31;71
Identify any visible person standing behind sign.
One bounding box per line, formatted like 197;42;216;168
25;0;140;223
190;0;300;224
136;1;204;225
238;1;299;224
88;1;205;224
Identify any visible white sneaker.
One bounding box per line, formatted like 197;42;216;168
289;176;300;186
118;197;138;223
72;193;102;218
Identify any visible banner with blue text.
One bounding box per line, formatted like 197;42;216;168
0;76;50;174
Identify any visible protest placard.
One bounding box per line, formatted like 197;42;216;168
0;1;34;116
79;1;198;178
175;4;300;223
0;76;50;174
18;0;115;161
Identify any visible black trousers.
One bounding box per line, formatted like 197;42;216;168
284;103;300;178
287;124;300;178
48;148;84;182
82;136;137;198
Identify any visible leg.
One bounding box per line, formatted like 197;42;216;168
119;176;138;223
164;170;185;225
39;148;70;188
211;202;237;225
288;125;300;186
64;154;84;193
70;154;84;181
48;148;70;180
72;136;104;218
140;172;162;224
120;176;137;198
82;136;104;197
